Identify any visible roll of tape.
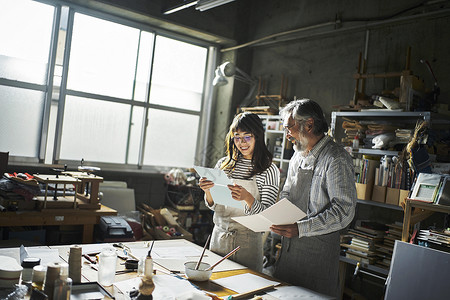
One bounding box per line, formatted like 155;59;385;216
163;226;170;232
169;227;176;233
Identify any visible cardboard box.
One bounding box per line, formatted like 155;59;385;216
372;185;387;203
356;183;373;201
398;189;410;207
386;188;400;205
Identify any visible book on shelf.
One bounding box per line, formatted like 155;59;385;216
348;229;384;242
435;175;450;206
345;253;377;265
354;224;387;238
418;229;450;246
340;243;376;255
409;173;443;203
346;248;377;259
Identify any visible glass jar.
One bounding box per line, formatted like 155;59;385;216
97;247;117;286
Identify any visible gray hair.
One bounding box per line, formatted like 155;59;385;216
280;99;328;135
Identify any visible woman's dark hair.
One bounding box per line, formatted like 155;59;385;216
220;112;273;178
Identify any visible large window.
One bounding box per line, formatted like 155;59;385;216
0;0;214;169
0;0;55;158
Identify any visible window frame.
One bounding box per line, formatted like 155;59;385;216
2;0;218;172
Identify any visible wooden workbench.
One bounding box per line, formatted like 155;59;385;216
51;240;287;299
0;205;117;243
0;240;333;299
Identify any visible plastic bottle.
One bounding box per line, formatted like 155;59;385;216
353;135;359;149
31;265;47;291
98;247;117;286
21;257;41;284
53;263;72;300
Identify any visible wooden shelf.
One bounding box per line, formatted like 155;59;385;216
401;199;450;242
339;255;389;276
357;199;403;210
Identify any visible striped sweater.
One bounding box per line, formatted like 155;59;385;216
214;157;280;214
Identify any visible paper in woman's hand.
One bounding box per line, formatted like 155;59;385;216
194;166;242;209
194;166;232;186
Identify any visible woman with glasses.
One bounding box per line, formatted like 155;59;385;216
199;112;280;272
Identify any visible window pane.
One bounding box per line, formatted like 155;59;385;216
134;31;154;102
60;96;130;163
0;0;54;84
144;109;199;168
68;13;140;99
0;86;44;157
149;36;207;111
127;106;144;164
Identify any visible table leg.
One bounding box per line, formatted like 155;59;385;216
82;224;94;244
339;260;347;299
402;200;412;242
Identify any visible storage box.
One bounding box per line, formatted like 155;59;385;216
398;189;410;207
95;216;135;242
356;183;373;201
386;188;400;205
372;185;387;203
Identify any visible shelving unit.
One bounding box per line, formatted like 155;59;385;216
332;110;434;297
259;115;293;174
331;111;431;144
401;199;450;242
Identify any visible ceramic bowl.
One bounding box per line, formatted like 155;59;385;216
0;256;23;288
184;261;212;281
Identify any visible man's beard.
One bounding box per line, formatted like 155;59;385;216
292;135;309;153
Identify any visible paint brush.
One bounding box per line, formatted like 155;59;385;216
195;234;211;270
206;245;240;271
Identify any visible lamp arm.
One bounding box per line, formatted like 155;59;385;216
234;67;254;84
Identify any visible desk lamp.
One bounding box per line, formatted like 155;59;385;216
212;61;257;105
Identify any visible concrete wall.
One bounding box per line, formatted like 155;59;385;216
237;0;450;120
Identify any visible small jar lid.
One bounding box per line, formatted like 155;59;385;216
22;257;41;268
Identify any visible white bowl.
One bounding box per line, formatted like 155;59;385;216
184;261;212;281
0;256;23;288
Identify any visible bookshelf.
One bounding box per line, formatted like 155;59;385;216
401;199;450;242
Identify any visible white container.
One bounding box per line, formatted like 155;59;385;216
184;262;212;282
97;247;117;286
21;257;40;283
0;255;23;288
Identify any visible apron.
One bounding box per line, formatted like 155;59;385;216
273;155;340;298
209;177;264;272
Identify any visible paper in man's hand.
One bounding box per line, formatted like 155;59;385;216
232;198;306;232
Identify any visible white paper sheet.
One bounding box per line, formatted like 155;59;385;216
114;275;201;300
194;166;232;186
25;247;61;266
212;273;280;294
194;166;243;209
231;198;306;232
82;243;113;255
124;240;245;273
266;286;335;299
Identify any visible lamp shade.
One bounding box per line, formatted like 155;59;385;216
213;69;228;86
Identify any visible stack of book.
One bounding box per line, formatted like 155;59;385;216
341;221;387;265
373;223;402;269
417;229;450;252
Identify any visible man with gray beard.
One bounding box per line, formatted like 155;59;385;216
270;99;357;298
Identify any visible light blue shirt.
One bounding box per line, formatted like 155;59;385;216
281;135;357;237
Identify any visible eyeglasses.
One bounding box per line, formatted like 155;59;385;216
283;122;297;132
233;135;253;143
